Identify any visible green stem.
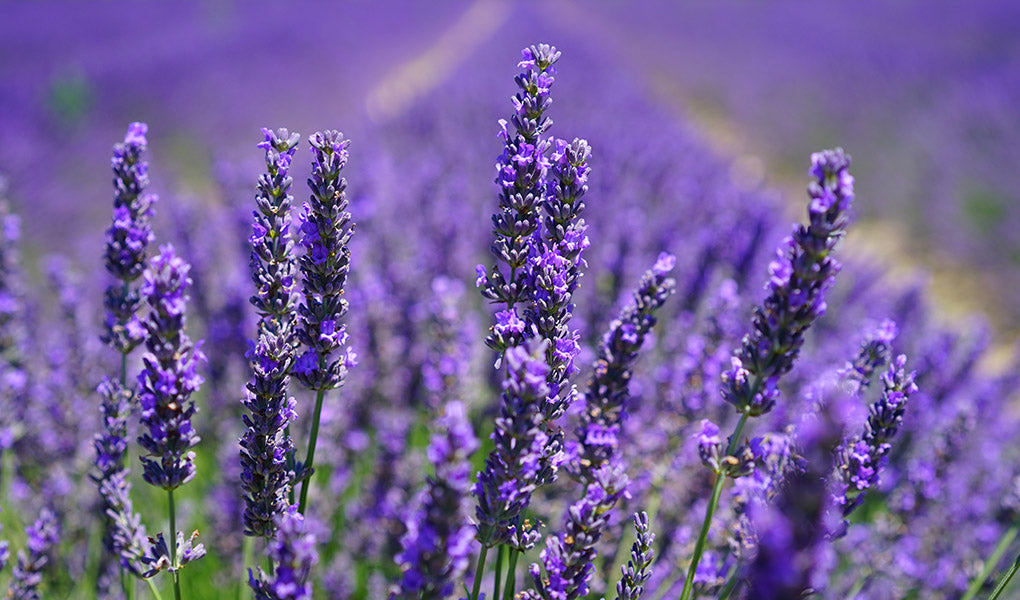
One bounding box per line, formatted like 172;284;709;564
679;473;726;600
239;536;253;600
168;490;182;600
503;549;519;600
145;577;164;600
987;547;1020;600
846;574;869;599
963;524;1018;600
493;545;505;600
470;545;490;600
297;388;327;515
717;572;740;600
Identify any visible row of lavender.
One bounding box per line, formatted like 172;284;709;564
0;41;1018;600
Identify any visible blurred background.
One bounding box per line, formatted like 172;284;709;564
3;0;1018;350
4;2;1020;597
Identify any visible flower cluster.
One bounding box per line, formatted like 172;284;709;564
0;183;25;461
249;508;318;600
475;340;554;549
250;128;300;339
570;253;676;481
294;130;356;391
615;512;656;600
137;245;205;490
6;508;60;600
721;148;854;416
832;353;918;536
240;331;297;538
102;122;157;354
392;401;478;599
478;44;561;354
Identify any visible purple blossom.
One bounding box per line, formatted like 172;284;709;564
250;127;300;340
478;44;561;356
614;512;655;600
6;508;59;600
475;340;554;550
137;245;205;490
294;130;355;392
832;354;918;537
721;148;854;417
102;122;157;355
392;402;478;599
249;508;318;600
240;331;297;538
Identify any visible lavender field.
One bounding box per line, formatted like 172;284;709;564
1;2;1019;599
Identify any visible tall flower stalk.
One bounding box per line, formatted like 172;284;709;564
242;128;301;540
5;508;59;600
293;130;356;515
136;245;206;599
95;122;159;598
679;148;855;600
522;255;675;600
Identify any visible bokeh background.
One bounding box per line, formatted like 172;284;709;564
3;1;1020;598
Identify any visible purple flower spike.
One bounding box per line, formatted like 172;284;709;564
6;508;60;600
614;512;655;600
249;508;318;600
102;122;157;355
521;464;629;600
479;44;561;356
832;353;918;537
294;130;355;392
475;340;554;550
137;245;205;490
250;127;301;340
571;256;676;482
240;331;297;538
392;401;478;599
721;148;854;417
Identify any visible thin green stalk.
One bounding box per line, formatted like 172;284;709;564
679;402;753;600
717;572;740;600
988;548;1020;600
239;536;253;600
297;388;327;514
470;545;490;600
503;549;519;600
168;490;182;600
145;578;164;600
679;473;726;600
963;523;1018;600
493;545;505;600
846;574;869;599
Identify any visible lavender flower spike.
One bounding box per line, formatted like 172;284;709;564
240;331;297;538
475;339;553;550
249;507;318;600
6;508;59;600
102;122;157;355
137;244;205;490
832;353;918;537
391;401;478;600
0;183;26;466
250;127;300;339
531;137;592;423
293;130;356;513
571;253;676;482
521;464;629;600
477;44;561;355
614;512;655;600
721;148;854;416
293;130;355;392
92;379;149;575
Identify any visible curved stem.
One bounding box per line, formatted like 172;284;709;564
962;523;1018;600
470;545;490;600
297;388;327;514
168;490;182;600
239;536;253;600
